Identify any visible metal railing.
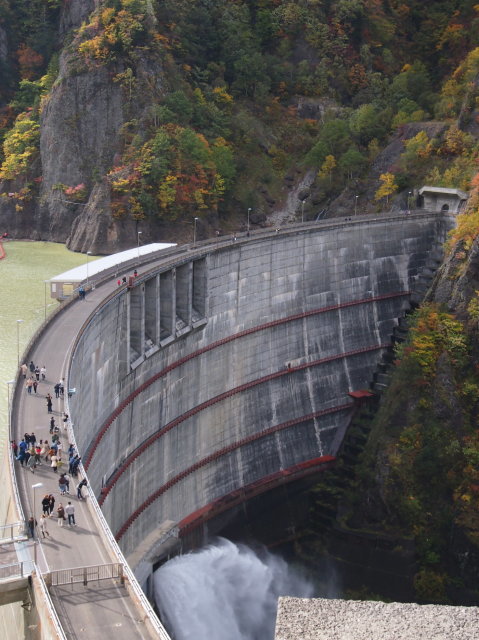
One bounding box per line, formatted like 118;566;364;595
0;520;27;543
35;570;68;640
50;562;124;587
0;560;33;581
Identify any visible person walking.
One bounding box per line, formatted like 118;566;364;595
65;502;76;526
29;361;35;373
39;514;50;538
26;378;33;394
77;478;88;500
58;473;68;495
54;383;60;399
50;453;59;473
56;503;65;527
41;440;50;462
28;516;36;538
46;394;53;413
34;443;42;465
34;366;40;381
48;494;55;516
40;365;46;380
32;379;38;394
26;449;36;473
41;494;51;516
21;363;28;378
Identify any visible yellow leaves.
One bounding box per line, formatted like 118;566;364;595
374;172;398;203
318;154;336;182
111;178;131;194
157;175;177;209
212;87;234;106
446;205;479;253
0;113;40;180
101;7;116;27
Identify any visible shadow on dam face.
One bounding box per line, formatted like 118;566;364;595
68;214;453;578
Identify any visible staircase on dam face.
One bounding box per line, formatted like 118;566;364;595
305;245;446;529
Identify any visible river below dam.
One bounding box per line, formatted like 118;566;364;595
0;241;90;452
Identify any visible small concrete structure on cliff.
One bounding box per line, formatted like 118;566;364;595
417;186;468;213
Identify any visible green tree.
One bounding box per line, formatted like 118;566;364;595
338;147;367;179
349;103;391;145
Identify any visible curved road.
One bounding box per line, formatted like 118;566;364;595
12;265;167;640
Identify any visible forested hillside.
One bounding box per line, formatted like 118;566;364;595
0;0;479;249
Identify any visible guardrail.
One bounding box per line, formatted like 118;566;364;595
50;563;124;587
0;521;27;543
0;560;33;581
63;395;171;638
34;570;68;640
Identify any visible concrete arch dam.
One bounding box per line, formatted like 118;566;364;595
68;214;452;572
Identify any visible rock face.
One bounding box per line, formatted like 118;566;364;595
0;0;175;253
59;0;98;40
39;58;125;245
0;25;7;62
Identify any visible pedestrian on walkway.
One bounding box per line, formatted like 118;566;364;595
39;515;50;538
56;503;65;526
49;416;56;433
41;440;50;462
48;494;55;516
33;379;38;394
21;363;28;378
59;473;69;495
26;378;33;394
40;365;46;380
50;453;59;473
65;502;76;526
54;383;60;398
46;394;53;413
11;440;17;457
71;456;81;477
42;494;50;516
28;516;36;538
77;478;88;500
34;366;40;381
29;361;35;373
26;449;36;473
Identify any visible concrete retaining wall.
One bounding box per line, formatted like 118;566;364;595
68;215;452;560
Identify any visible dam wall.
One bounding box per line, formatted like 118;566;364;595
67;214;452;562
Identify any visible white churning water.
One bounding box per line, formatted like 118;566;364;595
154;537;314;640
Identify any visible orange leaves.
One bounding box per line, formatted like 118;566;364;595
16;45;43;80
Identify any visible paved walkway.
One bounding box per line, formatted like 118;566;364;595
11;265;165;640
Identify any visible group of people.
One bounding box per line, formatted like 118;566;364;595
21;361;46;395
117;269;138;286
14;360;89;539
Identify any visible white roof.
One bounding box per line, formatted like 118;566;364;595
418;186;468;199
49;243;176;283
